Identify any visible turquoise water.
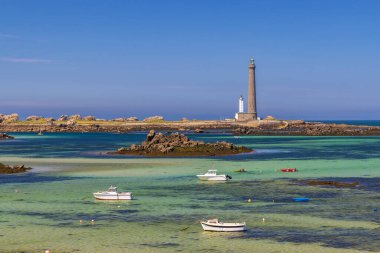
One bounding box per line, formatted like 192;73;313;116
1;133;380;252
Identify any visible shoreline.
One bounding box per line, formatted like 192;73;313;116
1;120;380;136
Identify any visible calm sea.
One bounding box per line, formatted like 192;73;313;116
1;133;380;252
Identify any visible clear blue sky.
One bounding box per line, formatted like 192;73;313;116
1;0;379;120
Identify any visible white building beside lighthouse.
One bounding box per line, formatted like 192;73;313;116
235;95;244;120
239;95;244;113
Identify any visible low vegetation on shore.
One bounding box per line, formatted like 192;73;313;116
110;130;252;157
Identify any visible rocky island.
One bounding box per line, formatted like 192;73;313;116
0;163;32;174
110;130;252;156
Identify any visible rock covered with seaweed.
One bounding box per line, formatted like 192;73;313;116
111;130;252;156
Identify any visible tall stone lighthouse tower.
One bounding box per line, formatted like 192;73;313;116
235;57;258;121
248;57;257;119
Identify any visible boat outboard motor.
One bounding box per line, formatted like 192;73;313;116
226;175;232;179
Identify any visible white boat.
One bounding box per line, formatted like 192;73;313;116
93;186;133;200
196;170;231;181
201;219;246;232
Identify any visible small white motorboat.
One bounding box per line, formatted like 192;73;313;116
196;169;231;181
201;219;246;232
93;186;133;200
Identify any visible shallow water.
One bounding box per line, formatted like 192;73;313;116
0;133;380;252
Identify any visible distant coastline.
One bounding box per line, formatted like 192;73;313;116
1;113;380;136
308;120;380;127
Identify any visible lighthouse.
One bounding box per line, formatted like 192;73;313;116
235;57;258;121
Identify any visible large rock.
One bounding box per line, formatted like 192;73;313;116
143;116;164;122
111;130;252;156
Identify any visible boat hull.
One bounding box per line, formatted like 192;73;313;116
201;222;246;232
93;193;133;200
197;175;228;181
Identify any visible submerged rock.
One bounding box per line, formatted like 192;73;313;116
110;130;252;156
0;163;32;174
0;133;14;139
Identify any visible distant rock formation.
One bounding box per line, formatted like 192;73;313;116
0;113;19;123
126;117;139;122
143;116;164;122
26;115;44;121
0;133;14;139
69;114;81;120
111;118;125;122
0;163;32;174
234;120;380;136
111;117;139;122
111;130;252;156
83;115;96;121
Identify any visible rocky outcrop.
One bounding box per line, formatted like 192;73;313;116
112;118;126;122
69;114;81;120
110;130;252;156
0;113;19;123
26;115;44;121
83;116;96;121
126;117;139;122
143;116;164;122
0;133;14;139
0;163;32;174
